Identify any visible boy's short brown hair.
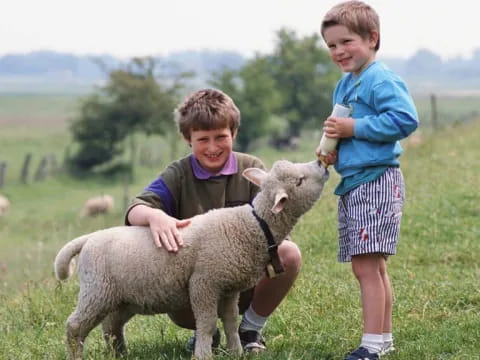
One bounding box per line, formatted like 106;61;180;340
174;88;240;140
321;0;380;51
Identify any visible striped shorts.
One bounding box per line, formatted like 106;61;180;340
337;167;405;262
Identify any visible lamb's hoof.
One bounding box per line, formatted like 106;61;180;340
226;343;243;356
192;346;213;360
186;329;221;353
191;354;212;360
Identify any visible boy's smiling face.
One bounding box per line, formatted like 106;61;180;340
188;127;236;174
323;24;378;75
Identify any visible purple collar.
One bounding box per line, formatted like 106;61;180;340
190;153;238;179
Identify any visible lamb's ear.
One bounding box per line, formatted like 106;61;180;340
271;190;288;214
243;168;267;186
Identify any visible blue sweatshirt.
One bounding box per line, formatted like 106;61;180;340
332;61;418;195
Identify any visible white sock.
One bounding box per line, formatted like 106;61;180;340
239;305;267;333
361;333;383;354
382;332;394;348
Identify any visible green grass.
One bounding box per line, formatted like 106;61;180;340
0;95;479;359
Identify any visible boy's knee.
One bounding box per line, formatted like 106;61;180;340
351;254;386;280
379;257;388;276
278;241;302;273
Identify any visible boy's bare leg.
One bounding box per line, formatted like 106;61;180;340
379;258;393;333
250;241;302;316
351;254;385;334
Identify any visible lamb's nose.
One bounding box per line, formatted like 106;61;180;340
316;159;329;171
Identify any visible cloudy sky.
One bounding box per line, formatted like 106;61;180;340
1;0;478;60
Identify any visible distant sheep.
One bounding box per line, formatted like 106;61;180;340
80;195;114;217
54;160;329;360
0;194;10;216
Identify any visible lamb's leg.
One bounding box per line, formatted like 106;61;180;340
65;284;113;360
66;306;106;360
102;308;134;356
218;293;242;355
190;280;218;360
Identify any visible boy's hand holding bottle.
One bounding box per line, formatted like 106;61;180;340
316;104;352;167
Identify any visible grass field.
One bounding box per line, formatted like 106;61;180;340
0;93;82;127
0;93;479;359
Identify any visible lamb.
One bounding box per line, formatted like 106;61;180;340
0;194;10;216
54;159;329;360
80;194;114;217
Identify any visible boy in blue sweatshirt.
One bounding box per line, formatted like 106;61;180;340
316;1;418;359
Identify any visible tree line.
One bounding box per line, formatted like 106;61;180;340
2;46;480;88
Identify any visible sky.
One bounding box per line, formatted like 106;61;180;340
1;0;478;61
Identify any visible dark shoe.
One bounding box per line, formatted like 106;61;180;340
185;328;221;352
345;346;379;360
239;330;266;353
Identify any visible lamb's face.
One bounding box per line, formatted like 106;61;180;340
263;160;329;217
243;159;329;217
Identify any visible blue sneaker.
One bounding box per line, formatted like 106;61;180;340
345;346;379;360
185;328;221;352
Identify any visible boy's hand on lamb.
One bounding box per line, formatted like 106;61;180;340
324;116;355;138
148;211;191;252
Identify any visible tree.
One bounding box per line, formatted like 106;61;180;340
210;56;282;152
69;94;126;170
211;29;340;150
69;57;189;175
269;28;340;140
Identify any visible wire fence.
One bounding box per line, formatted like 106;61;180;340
414;93;480;131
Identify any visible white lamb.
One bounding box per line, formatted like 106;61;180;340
0;194;10;216
54;159;329;360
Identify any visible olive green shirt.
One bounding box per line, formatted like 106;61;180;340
125;152;265;222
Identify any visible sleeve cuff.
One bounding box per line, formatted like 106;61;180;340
353;117;368;139
124;201;153;226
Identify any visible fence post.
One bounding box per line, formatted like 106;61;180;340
0;162;6;188
63;146;71;168
34;156;49;181
49;153;59;174
20;153;32;184
430;93;438;131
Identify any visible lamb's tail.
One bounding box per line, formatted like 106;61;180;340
54;234;90;280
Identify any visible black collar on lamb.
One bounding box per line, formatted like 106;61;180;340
251;207;285;278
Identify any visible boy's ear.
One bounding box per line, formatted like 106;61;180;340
369;30;379;48
243;168;267;186
231;129;238;140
